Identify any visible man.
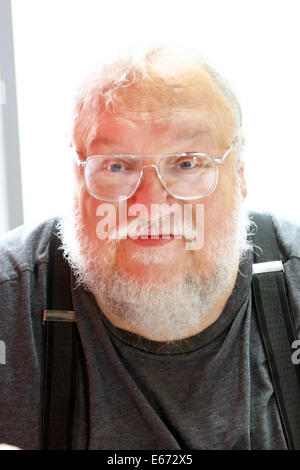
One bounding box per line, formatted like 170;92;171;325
0;45;299;450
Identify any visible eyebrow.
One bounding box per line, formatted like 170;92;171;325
177;128;211;141
88;127;211;150
88;136;117;148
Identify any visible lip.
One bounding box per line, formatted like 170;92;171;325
130;234;176;247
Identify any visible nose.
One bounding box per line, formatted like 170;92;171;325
129;163;171;211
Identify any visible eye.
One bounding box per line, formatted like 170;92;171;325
102;159;129;173
178;159;197;170
109;162;124;172
174;156;205;171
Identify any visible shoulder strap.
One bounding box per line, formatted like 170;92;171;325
250;211;300;449
41;219;79;450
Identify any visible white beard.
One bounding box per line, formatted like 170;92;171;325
57;188;252;341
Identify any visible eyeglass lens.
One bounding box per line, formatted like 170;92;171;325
85;155;217;201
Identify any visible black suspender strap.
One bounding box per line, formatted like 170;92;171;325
250;212;300;449
41;219;79;450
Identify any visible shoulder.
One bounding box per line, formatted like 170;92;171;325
249;210;300;262
269;212;300;261
0;218;58;284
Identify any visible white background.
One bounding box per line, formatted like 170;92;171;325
11;0;300;226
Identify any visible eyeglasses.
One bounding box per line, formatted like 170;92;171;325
76;133;240;202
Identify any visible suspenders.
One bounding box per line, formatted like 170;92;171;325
251;213;300;449
41;221;79;449
41;213;300;449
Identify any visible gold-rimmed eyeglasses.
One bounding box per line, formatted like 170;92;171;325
76;132;241;202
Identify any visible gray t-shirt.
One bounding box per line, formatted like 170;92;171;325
0;212;300;450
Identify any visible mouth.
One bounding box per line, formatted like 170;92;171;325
130;234;176;247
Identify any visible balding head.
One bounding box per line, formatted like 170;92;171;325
71;45;242;158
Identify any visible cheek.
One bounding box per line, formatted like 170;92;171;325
79;184;100;233
193;171;239;242
80;186;121;243
214;164;240;210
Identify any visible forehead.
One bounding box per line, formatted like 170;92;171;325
74;69;235;153
86;111;213;151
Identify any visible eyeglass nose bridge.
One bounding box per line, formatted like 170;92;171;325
138;162;165;185
142;163;160;171
133;161;168;198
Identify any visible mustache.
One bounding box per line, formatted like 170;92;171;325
112;215;198;241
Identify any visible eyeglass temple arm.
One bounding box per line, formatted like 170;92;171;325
214;132;242;165
73;148;86;167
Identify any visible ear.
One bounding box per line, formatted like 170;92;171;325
235;134;247;199
237;159;248;200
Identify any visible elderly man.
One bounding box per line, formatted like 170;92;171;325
0;45;300;450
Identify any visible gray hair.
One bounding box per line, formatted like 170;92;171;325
72;44;244;161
